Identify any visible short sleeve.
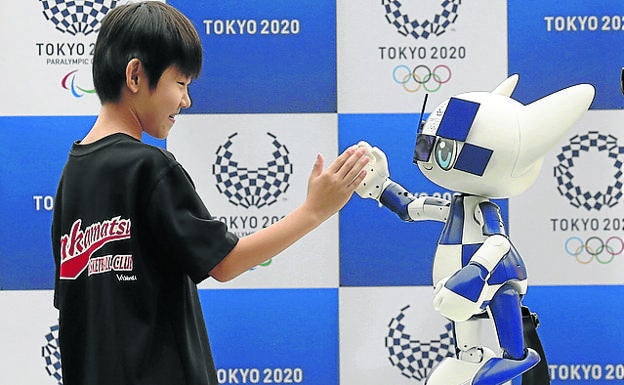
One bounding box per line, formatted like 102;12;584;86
146;163;238;283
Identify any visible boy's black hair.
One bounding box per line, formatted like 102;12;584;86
93;1;203;103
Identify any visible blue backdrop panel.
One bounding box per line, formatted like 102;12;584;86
339;113;440;286
508;0;624;109
0;116;91;289
523;285;624;383
169;0;337;114
200;288;339;385
0;116;164;290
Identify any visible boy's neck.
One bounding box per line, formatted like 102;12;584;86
81;102;143;144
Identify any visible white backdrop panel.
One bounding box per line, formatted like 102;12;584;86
337;0;508;113
510;110;624;285
168;114;340;288
0;290;60;385
339;286;501;385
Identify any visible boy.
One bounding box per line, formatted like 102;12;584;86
51;2;368;385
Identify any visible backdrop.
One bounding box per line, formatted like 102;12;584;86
1;1;623;384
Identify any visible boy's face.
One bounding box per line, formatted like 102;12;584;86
136;65;192;139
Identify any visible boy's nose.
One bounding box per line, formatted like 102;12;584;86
181;90;191;109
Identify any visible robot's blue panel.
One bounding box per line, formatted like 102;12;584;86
480;201;506;236
454;143;493;176
380;182;414;222
437;97;480;141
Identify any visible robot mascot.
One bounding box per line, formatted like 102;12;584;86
355;74;594;385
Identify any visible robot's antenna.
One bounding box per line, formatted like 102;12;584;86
417;93;429;132
413;94;430;165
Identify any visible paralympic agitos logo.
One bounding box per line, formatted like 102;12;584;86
36;0;122;99
61;69;96;98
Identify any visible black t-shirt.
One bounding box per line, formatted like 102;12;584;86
51;133;238;385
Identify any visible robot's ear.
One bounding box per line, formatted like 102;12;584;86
491;74;519;97
515;83;595;173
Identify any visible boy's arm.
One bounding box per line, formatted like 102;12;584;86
209;146;368;282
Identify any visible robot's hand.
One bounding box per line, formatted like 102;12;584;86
354;141;389;200
433;264;487;321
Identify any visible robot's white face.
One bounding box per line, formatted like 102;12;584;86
415;96;502;197
413;75;595;198
415;98;492;174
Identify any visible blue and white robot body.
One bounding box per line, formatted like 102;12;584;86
355;74;595;385
430;193;530;322
430;194;502;285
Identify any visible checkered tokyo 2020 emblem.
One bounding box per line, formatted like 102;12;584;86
42;324;62;384
554;131;624;211
213;132;293;208
38;0;118;35
385;305;454;381
382;0;461;40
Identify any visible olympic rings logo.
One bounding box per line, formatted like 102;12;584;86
564;236;624;264
392;64;451;93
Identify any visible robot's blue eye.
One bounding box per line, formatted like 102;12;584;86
435;138;456;170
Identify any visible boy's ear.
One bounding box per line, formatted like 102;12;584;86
125;58;143;93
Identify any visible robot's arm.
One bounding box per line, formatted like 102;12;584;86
469;201;510;272
406;194;450;222
355;141;449;222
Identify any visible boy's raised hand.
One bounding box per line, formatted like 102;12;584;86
304;146;369;223
211;146;368;282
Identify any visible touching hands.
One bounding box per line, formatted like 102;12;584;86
210;146;367;282
303;146;369;223
354;141;390;200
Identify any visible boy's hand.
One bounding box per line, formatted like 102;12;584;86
304;146;368;223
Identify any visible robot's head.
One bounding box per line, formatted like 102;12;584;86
413;74;595;198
